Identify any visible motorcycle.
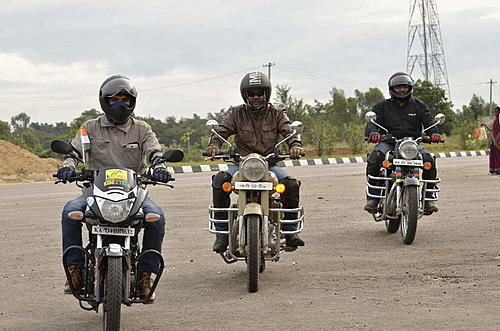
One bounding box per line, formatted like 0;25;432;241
51;139;183;331
205;120;305;292
364;111;445;244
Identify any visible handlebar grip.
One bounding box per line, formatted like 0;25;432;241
202;152;209;156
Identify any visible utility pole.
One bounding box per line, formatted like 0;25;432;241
262;62;275;80
486;78;497;115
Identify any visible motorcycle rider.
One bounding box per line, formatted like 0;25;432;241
56;75;171;303
206;71;305;252
364;72;441;213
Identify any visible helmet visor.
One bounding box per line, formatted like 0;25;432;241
389;75;412;88
101;77;137;98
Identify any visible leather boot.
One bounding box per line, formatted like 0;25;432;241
364;200;378;212
424;201;439;213
64;265;83;294
213;233;228;253
285;233;305;247
137;272;155;304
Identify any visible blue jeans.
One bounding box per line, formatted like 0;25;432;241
62;196;165;274
214;165;297;231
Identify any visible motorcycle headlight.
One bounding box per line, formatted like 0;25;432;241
100;199;134;223
240;157;267;182
398;140;419;160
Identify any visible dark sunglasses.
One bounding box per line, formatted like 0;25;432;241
246;90;265;97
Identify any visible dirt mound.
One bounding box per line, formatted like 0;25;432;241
0;140;60;184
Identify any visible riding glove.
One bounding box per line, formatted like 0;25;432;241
206;144;219;157
57;165;75;181
152;167;171;183
289;146;304;159
367;132;381;143
431;133;441;143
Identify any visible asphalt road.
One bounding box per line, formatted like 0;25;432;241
0;155;498;330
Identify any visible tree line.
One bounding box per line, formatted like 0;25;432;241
0;80;495;161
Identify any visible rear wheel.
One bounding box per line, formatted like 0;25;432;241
246;215;260;293
400;185;418;244
103;257;123;331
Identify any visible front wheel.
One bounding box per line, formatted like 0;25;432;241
103;257;123;331
400;185;418;244
246;215;261;293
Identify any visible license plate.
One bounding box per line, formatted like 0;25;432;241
393;159;423;166
92;225;135;237
234;182;273;190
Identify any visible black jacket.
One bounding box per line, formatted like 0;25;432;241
365;98;438;139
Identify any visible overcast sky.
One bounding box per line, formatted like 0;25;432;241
1;0;499;124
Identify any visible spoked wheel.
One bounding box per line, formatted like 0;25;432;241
246;215;261;293
385;215;401;233
400;185;418;244
103;257;123;331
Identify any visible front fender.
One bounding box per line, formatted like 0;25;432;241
243;202;263;216
403;177;419;187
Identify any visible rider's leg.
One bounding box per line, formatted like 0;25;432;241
139;197;165;302
61;195;87;292
269;166;304;247
211;169;236;252
140;197;166;274
61;195;87;267
421;150;439;212
365;143;393;211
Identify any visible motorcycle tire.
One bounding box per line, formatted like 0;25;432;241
246;214;260;293
400;185;418;244
103;257;123;331
385;215;400;233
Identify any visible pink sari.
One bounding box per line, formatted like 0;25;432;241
489;115;500;174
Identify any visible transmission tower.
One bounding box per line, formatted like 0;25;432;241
407;0;451;99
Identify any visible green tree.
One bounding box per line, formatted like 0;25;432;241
344;123;366;154
0;120;11;140
11;112;31;134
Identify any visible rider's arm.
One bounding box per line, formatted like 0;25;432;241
278;109;302;148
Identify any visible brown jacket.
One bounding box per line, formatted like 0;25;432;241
209;104;302;156
63;115;161;173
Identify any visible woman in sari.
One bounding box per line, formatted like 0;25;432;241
481;106;500;175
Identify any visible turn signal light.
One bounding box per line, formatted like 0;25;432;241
423;162;432;170
68;211;84;220
275;183;286;193
222;182;232;193
145;213;161;222
382;160;392;168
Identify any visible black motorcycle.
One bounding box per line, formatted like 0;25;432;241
51;139;183;331
364;111;445;244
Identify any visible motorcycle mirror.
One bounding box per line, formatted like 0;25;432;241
365;111;377;123
206;119;219;127
434;113;445;125
162;149;184;163
291;121;303;134
51;139;75;155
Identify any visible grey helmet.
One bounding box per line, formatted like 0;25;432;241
240;71;272;111
99;75;137;123
388;72;413;100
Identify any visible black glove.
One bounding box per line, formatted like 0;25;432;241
152;167;171;183
367;132;381;143
57;165;75;181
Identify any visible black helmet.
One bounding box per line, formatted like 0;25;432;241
99;75;137;123
388;72;413;100
240;72;272;111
